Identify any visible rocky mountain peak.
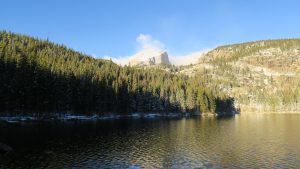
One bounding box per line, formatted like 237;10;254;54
127;48;170;66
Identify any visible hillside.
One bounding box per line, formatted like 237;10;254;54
180;39;300;112
0;31;235;116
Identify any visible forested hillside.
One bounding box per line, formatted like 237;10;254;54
181;39;300;112
0;31;235;116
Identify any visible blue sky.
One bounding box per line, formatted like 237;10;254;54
1;0;300;57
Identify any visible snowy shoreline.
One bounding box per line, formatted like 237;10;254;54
0;112;200;123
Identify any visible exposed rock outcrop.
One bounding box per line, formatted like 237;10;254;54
127;48;170;66
181;39;300;112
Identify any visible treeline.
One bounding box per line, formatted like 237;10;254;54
0;31;236;115
204;38;300;64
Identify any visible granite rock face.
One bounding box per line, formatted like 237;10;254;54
127;48;170;66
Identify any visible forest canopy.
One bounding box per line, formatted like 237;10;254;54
0;31;235;116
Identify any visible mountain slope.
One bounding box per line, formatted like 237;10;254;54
181;39;300;112
0;31;235;115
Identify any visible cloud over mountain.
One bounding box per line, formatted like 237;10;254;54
101;34;209;66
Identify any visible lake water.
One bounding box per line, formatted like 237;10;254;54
0;114;300;168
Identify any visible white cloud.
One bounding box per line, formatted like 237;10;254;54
169;49;211;66
98;34;213;66
99;34;166;66
99;55;130;66
136;34;165;51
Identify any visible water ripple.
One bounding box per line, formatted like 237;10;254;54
0;115;300;168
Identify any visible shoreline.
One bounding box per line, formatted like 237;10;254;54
2;111;298;123
240;111;300;114
0;111;238;123
0;112;200;123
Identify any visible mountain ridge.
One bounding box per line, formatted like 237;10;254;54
180;38;300;112
115;48;171;66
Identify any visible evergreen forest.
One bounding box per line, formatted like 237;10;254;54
0;31;235;116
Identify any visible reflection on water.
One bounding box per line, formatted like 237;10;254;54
0;114;300;168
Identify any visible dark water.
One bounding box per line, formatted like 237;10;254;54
0;114;300;168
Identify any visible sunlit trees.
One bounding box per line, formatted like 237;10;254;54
0;31;235;116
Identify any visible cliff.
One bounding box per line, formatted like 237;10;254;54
126;48;170;66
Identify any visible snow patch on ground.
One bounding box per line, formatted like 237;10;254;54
0;112;198;123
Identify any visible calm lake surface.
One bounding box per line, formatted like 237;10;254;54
0;114;300;168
